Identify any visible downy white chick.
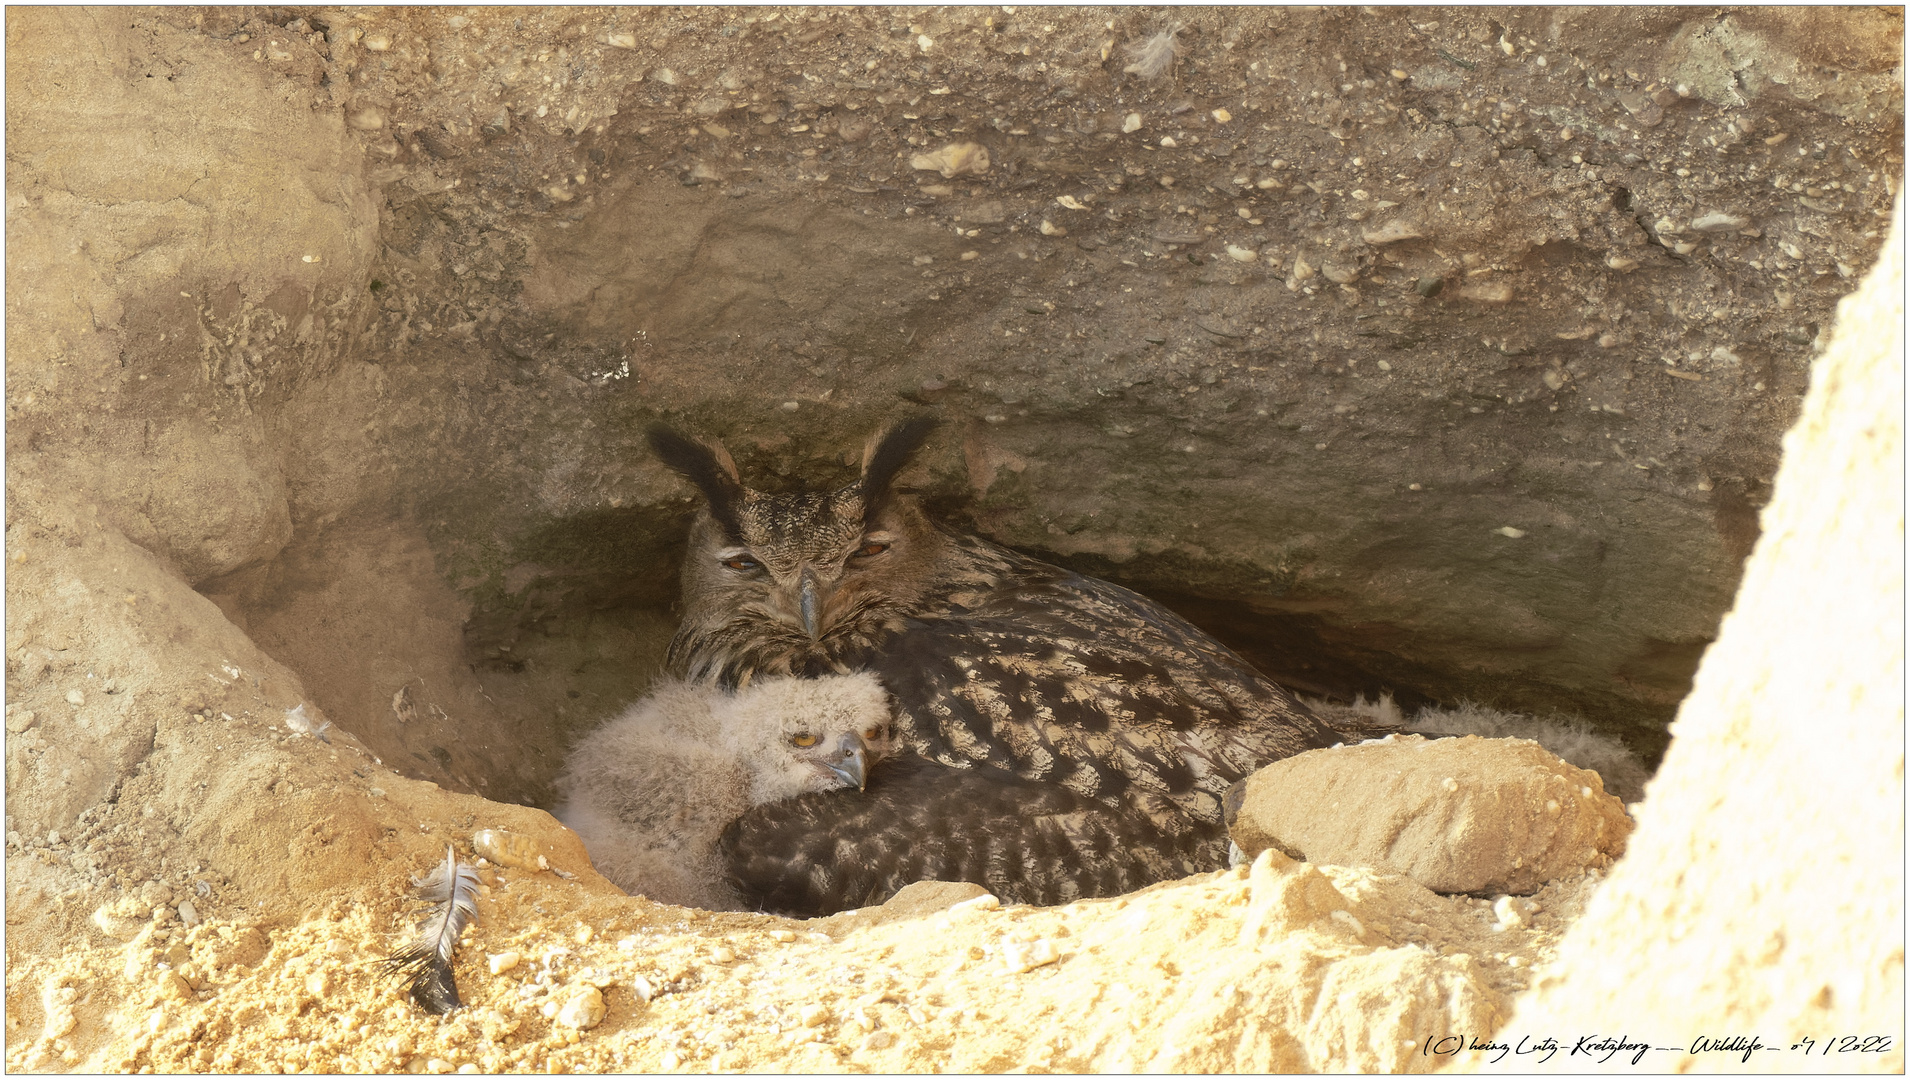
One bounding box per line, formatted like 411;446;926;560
555;672;892;910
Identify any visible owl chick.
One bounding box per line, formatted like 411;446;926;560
554;672;893;910
720;754;1226;917
647;418;1343;840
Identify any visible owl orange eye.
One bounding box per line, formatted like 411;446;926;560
722;555;761;572
852;541;890;559
789;732;818;748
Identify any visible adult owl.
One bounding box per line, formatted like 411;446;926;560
647;418;1340;838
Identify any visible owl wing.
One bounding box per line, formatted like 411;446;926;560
719;756;1226;918
851;552;1341;826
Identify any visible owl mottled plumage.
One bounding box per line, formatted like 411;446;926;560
650;419;1340;836
720;755;1225;916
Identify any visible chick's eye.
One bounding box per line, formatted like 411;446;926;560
853;541;890;559
722;555;760;572
789;733;818;748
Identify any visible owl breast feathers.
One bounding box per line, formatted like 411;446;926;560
720;755;1226;916
649;419;1341;838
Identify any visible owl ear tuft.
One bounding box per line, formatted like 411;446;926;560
647;425;746;539
859;416;939;524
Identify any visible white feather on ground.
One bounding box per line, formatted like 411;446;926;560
1304;693;1651;803
1122;23;1183;81
555;673;892;910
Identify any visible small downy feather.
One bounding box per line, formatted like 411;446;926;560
1123;23;1183;81
381;845;481;1014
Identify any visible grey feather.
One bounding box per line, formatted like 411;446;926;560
381;845;481;1014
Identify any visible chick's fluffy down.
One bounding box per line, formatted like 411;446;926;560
556;672;891;909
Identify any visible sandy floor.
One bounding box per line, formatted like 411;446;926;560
6;796;1604;1074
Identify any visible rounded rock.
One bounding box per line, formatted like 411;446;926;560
157;971;194;1000
1227;734;1633;895
554;986;606;1030
472;829;543;870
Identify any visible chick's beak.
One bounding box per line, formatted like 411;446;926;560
821;732;868;791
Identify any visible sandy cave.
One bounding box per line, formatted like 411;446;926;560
5;6;1903;1073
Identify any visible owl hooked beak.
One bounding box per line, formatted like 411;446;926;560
796;565;830;641
819;732;868;791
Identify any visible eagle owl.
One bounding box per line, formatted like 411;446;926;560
648;418;1341;840
554;672;893;910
